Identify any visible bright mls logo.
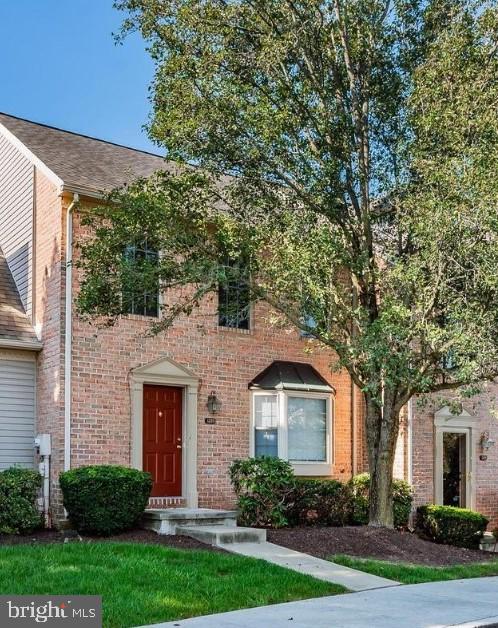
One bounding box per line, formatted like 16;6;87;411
0;596;101;627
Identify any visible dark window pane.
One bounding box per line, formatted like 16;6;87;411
255;429;278;458
218;259;250;329
145;292;159;317
123;240;159;318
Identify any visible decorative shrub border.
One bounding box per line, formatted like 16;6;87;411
230;457;414;529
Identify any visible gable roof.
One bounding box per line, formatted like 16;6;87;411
0;112;170;197
0;248;39;349
249;360;335;393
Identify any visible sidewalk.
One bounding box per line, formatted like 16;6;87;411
141;577;498;628
226;541;397;591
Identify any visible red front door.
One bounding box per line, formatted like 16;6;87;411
143;385;183;497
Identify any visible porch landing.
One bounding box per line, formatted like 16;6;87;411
142;507;266;544
141;507;240;536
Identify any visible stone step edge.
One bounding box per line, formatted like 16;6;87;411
143;508;238;521
177;524;267;545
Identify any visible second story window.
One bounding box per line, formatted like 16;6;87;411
300;312;318;338
123;240;159;318
218;258;250;330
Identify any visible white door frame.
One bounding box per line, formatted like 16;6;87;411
434;406;477;509
130;356;199;507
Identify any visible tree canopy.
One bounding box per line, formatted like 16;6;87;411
77;0;498;525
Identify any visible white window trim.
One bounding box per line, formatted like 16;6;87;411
250;389;334;476
433;406;477;510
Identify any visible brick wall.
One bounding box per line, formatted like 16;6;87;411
32;192;498;529
411;391;498;529
69;204;357;511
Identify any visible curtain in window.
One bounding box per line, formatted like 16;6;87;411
287;397;327;462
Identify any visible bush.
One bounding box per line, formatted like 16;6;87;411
229;457;295;528
286;478;352;526
350;473;413;528
0;467;42;534
60;465;152;535
416;504;488;548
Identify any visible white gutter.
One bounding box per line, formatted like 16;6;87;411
64;193;79;471
407;397;413;485
351;381;358;476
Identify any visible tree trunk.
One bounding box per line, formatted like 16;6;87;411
364;392;402;527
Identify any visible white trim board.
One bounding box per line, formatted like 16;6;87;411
433;406;477;510
0;122;63;191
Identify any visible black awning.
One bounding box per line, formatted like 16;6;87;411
249;361;335;393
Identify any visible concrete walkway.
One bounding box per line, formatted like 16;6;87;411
141;576;498;628
225;541;397;591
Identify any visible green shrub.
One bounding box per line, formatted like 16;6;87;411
286;478;352;526
0;467;42;534
416;504;488;548
229;457;295;528
60;465;152;535
350;473;413;528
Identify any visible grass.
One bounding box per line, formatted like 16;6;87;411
332;554;498;584
0;543;345;627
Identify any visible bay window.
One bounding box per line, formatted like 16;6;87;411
252;390;333;474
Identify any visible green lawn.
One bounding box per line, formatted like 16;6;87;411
0;543;344;627
332;554;498;584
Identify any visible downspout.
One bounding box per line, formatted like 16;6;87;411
351;286;358;476
64;193;79;471
407;397;413;485
351;381;358;476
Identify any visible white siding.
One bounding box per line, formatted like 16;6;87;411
0;133;34;315
0;356;35;469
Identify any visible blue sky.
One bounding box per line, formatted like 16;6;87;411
0;0;159;153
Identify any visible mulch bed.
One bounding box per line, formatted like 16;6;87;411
268;526;497;566
3;526;495;566
0;528;221;551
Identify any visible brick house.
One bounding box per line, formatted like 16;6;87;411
0;112;496;528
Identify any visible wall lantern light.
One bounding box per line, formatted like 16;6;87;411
207;391;222;414
480;431;496;452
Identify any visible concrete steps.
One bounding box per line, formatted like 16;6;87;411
177;525;267;546
141;508;238;535
480;532;498;552
141;507;267;547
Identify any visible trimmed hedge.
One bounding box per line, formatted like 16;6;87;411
229;457;295;528
417;504;488;548
0;467;42;534
230;459;416;529
286;478;352;527
60;465;152;535
349;473;413;529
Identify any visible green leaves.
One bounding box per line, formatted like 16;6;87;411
76;1;498;410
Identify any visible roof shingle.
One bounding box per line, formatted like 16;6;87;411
0;247;38;344
0;112;169;196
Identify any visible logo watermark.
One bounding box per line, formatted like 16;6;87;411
0;596;101;627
